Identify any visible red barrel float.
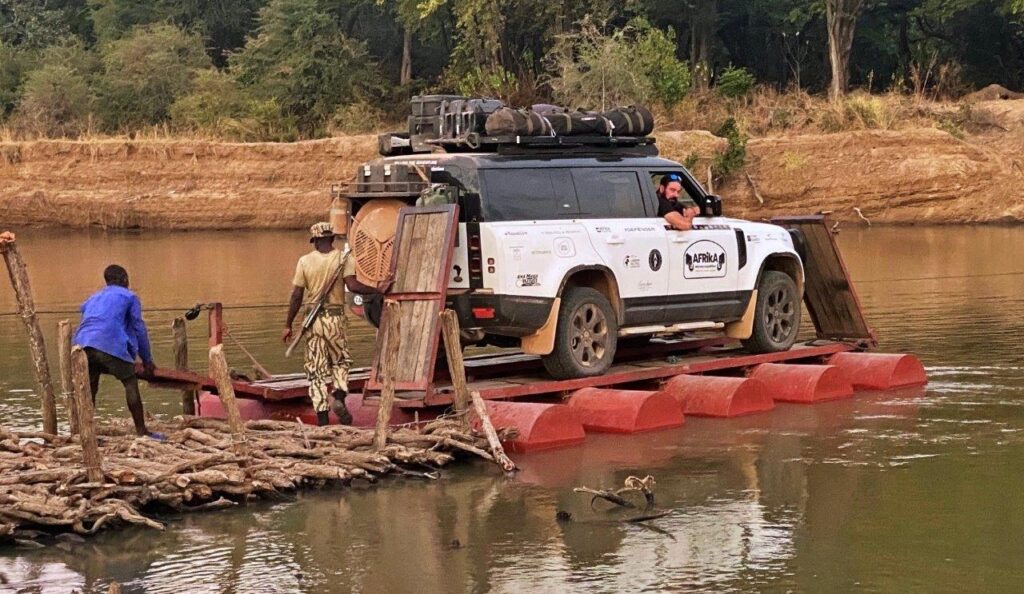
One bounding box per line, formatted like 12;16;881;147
748;363;853;403
659;375;775;417
827;352;928;390
476;401;585;453
566;388;684;433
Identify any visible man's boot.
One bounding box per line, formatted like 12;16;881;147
316;410;330;427
331;390;352;425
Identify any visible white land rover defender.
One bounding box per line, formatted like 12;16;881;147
344;104;803;380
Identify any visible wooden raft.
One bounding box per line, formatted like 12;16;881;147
771;215;875;345
366;205;459;398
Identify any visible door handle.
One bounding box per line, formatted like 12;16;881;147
670;235;687;243
605;235;624;245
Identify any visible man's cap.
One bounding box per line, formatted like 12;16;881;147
661;173;684;185
309;221;336;243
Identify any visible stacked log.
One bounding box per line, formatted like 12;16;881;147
0;416;514;544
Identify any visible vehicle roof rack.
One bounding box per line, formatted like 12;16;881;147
428;133;659;156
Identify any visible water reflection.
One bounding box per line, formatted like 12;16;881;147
3;226;1024;592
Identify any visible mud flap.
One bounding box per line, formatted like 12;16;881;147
725;290;757;340
521;298;561;355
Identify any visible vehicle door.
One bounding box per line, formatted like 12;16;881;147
572;168;669;326
649;170;741;323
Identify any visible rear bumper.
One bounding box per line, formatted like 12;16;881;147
447;293;554;337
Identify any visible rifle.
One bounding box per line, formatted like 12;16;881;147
285;255;346;358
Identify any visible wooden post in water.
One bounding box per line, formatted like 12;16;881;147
0;232;58;435
373;300;401;451
172;317;197;415
439;309;470;426
208;344;245;439
70;346;103;483
57;320;79;435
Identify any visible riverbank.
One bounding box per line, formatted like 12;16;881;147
2;98;1023;228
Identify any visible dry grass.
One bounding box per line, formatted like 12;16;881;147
655;86;975;138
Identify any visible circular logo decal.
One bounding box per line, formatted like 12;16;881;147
648;249;663;271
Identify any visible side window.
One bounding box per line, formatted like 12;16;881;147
480;169;577;220
572;170;648;218
650;170;702;208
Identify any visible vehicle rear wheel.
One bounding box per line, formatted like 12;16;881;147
541;287;618;379
742;270;800;353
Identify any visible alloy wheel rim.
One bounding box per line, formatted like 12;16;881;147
765;285;796;344
569;303;608;367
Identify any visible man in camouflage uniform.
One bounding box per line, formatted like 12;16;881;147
283;222;382;426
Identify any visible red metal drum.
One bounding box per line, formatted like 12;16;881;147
748;363;854;403
476;401;586;453
659;375;775;417
566;388;684;433
827;352;928;390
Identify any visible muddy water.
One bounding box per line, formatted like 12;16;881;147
2;226;1024;593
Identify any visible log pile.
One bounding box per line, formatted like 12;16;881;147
0;416;514;544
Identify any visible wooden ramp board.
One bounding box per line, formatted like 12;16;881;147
771;216;875;345
367;204;459;394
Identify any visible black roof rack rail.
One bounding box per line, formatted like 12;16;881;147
427;133;659;156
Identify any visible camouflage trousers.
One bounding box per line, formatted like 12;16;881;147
304;311;352;413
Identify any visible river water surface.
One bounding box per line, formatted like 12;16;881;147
1;226;1023;593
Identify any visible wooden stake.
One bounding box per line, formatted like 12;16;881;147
0;233;58;435
172;317;197;415
208;344;245;440
58;320;79;435
439;309;471;425
470;391;517;472
70;346;103;483
373;300;401;451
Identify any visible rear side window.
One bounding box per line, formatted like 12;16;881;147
480;169;578;220
572;170;648;218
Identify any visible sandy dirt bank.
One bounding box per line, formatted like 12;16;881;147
2;100;1023;229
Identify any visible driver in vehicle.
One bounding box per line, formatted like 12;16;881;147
656;173;701;231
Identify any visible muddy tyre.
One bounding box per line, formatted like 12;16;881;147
541;287;618;379
742;270;801;354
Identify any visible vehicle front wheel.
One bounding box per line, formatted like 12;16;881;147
541;287;619;379
742;270;801;353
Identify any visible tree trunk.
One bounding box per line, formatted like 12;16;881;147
0;235;58;435
400;28;413;86
373;300;401;451
827;0;866;100
689;0;718;92
71;346;103;483
172;318;197;416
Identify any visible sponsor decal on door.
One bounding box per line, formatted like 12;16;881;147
683;240;727;278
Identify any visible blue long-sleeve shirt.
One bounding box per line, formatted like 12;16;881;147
73;285;153;364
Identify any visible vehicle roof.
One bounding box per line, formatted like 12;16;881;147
374;152;684;170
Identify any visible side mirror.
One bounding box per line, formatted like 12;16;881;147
702;194;723;217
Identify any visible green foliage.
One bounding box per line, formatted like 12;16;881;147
170;70;298;141
716;65;755;98
546;16;691;110
231;0;383;135
0;42;31;118
683;152;700;170
631;17;692;106
712;117;747;177
98;24;210;130
14;63;94;136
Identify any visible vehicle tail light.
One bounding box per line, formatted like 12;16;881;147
472;307;496;319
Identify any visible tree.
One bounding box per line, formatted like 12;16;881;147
15;64;94;136
232;0;383;134
98;24;210;129
827;0;866;99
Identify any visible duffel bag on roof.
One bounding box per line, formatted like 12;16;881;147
485;107;553;136
535;107;612;136
603;105;655;136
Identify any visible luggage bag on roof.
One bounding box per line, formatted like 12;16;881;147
603;105;655;136
441;98;505;138
532;105;612;136
484;107;554;136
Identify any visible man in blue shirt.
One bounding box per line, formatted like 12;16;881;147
74;265;156;436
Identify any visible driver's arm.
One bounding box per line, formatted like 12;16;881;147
664;206;701;231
